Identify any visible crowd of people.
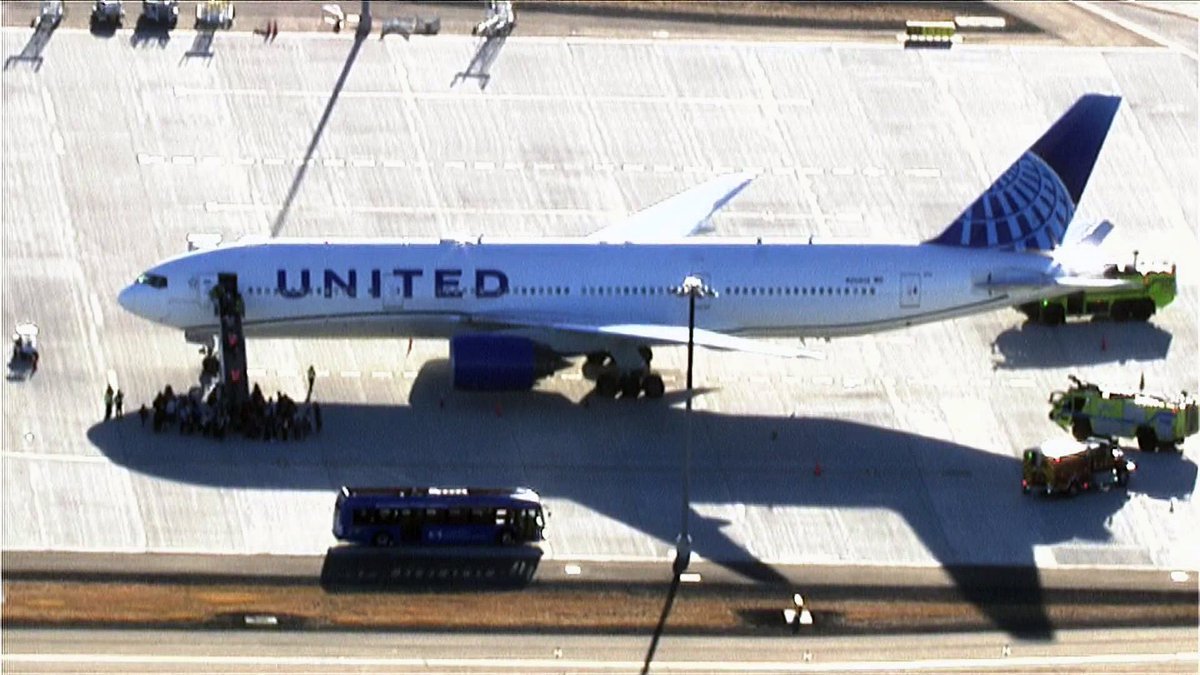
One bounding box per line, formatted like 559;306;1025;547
132;382;322;441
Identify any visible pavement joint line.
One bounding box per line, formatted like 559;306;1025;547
904;167;942;178
370;371;393;379
340;371;361;378
444;160;466;169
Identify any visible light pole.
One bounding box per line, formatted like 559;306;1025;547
671;275;716;576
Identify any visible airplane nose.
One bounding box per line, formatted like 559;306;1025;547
117;285;137;315
117;284;156;321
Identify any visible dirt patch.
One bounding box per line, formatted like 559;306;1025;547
3;579;1194;635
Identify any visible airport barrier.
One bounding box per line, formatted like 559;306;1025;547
904;20;956;49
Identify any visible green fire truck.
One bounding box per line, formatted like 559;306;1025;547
1049;376;1198;452
1018;258;1176;325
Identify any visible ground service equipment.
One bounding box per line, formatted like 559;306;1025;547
1023;437;1134;497
142;0;178;26
1049;376;1198;452
1018;258;1176;325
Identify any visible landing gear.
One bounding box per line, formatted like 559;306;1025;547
642;373;665;399
582;352;607;380
584;348;665;400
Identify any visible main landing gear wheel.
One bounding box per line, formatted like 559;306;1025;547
595;372;620;397
642;373;665;399
620;374;642;399
582;352;608;380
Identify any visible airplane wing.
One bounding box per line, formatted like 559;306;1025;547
976;273;1136;292
589;323;825;359
473;314;824;359
585;172;755;243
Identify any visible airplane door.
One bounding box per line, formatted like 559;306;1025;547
900;273;921;308
182;273;218;310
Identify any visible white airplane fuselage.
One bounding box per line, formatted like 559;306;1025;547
119;237;1057;351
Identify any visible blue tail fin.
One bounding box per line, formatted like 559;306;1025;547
926;94;1121;252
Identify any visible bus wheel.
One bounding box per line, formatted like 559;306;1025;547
1072;418;1093;441
373;532;394;547
1110;301;1130;322
1136;427;1157;453
1132;299;1155;322
499;530;515;546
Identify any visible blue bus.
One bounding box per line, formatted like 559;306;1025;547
333;486;545;547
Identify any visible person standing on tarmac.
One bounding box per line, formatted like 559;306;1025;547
114;389;125;418
306;365;316;402
103;385;114;421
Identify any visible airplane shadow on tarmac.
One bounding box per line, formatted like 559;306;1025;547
87;359;1198;639
990;319;1173;370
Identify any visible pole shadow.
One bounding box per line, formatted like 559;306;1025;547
641;572;680;675
270;30;367;236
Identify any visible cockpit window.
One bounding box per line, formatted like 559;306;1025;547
136;273;168;289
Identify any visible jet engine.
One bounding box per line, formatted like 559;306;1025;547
450;334;564;391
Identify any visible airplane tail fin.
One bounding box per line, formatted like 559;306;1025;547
925;94;1121;252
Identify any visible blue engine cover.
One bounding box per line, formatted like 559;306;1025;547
450;334;537;391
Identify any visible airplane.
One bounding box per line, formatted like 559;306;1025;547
119;94;1126;399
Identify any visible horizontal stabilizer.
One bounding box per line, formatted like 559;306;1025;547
586;172;755;243
977;274;1135;291
1052;276;1138;290
1061;219;1115;249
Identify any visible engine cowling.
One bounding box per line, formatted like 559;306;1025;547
450;334;560;391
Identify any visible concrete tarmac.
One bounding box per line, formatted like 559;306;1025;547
1;26;1197;579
